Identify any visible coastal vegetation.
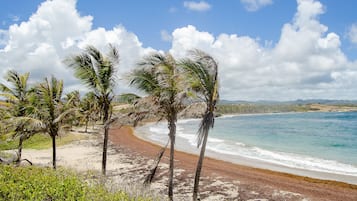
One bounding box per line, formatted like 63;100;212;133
65;44;119;175
0;44;221;200
0;164;151;201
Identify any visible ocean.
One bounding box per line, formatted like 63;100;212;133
136;112;357;181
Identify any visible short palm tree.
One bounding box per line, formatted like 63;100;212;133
80;92;98;133
64;90;81;130
0;70;43;162
65;44;119;175
34;76;73;169
129;52;186;201
180;50;219;201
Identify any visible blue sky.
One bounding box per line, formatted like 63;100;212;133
1;0;357;100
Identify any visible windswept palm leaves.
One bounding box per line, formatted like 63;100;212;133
129;52;186;201
0;70;44;163
34;76;73;169
65;44;119;175
180;49;219;201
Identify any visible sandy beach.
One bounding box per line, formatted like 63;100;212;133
17;126;357;200
109;126;357;201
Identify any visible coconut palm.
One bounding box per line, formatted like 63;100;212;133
129;52;186;201
65;44;119;175
180;50;219;201
0;70;43;162
80;92;98;133
64;90;81;130
34;76;73;169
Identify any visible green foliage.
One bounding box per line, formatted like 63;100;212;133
216;104;310;114
0;133;88;151
0;164;151;201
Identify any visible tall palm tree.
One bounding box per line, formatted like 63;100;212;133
65;44;119;175
0;70;42;162
34;76;72;169
129;52;186;201
180;50;219;201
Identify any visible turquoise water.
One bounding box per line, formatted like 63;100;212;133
140;112;357;176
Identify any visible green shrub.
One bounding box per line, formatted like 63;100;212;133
0;165;151;201
0;133;88;151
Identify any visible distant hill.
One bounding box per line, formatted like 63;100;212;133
218;99;357;106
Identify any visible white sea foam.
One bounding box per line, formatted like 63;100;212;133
205;142;357;176
207;137;224;143
178;118;200;124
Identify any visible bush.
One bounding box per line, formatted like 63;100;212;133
0;164;151;201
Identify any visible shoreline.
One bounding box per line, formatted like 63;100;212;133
135;119;357;185
109;126;357;200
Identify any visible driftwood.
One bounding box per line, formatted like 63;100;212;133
0;152;33;166
144;139;170;185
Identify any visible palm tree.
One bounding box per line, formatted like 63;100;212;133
34;76;73;169
65;44;119;175
129;52;186;201
180;50;219;201
64;90;81;130
80;92;98;133
0;70;42;162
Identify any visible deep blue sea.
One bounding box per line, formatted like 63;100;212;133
138;112;357;176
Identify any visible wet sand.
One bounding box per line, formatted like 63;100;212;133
109;126;357;201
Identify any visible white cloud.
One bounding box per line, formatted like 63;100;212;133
183;1;211;12
348;23;357;44
160;30;172;42
0;0;153;95
170;0;355;100
240;0;273;12
1;0;357;101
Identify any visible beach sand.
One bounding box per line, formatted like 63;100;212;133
109;126;357;201
18;126;357;200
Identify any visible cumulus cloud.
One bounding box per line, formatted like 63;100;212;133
348;23;357;44
240;0;273;12
170;0;355;100
183;1;211;12
1;0;357;101
0;0;153;94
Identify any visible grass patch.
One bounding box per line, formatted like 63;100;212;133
0;132;89;151
0;164;152;201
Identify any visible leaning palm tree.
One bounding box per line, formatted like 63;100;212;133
180;50;219;201
129;52;186;201
34;76;73;169
65;44;119;175
0;70;41;162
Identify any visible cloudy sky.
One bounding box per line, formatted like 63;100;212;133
1;0;357;101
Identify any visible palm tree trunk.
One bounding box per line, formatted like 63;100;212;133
168;119;176;201
51;135;56;169
102;103;110;175
102;124;109;175
16;136;24;164
193;130;209;200
85;116;89;133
